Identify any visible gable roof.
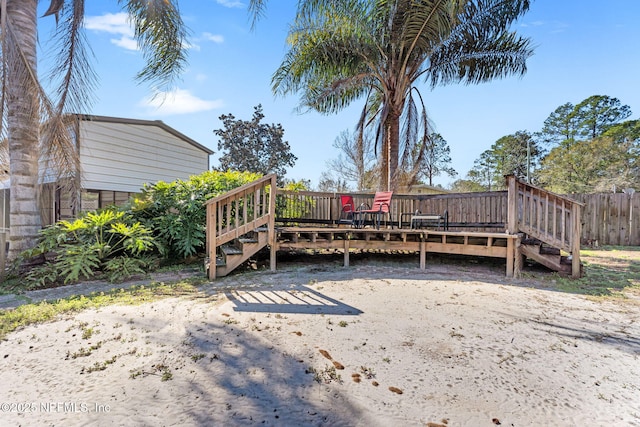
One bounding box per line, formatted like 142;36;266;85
75;114;214;155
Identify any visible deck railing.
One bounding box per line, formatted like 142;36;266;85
507;175;583;277
205;174;277;279
276;190;508;230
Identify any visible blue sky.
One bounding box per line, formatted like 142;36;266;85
39;0;640;188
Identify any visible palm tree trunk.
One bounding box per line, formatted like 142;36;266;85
6;0;41;260
382;109;401;191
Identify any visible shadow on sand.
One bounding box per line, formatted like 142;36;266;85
222;284;363;315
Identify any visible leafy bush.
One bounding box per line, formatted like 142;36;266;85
11;170;261;288
19;209;156;286
129;170;261;259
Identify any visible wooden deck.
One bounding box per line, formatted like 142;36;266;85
205;175;583;280
277;226;519;276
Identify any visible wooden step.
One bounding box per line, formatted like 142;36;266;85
540;245;560;256
215;230;269;277
220;244;243;256
520;243;572;274
238;237;258;244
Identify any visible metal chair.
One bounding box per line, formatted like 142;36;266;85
356;191;393;229
338;195;356;227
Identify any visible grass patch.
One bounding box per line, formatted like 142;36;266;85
547;246;640;297
307;365;343;384
0;278;205;341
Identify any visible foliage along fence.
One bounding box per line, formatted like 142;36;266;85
276;189;640;246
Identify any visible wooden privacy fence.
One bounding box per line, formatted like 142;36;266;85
571;193;640;246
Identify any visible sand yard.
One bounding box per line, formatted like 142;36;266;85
1;259;639;426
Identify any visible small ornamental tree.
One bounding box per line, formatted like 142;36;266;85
214;105;297;184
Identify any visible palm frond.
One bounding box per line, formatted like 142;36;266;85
119;0;189;91
1;4;84;208
273;0;382;115
42;0;65;23
45;0;97;115
248;0;268;29
38;0;93;207
427;0;533;87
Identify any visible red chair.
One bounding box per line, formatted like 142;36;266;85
356;191;393;229
338;195;355;226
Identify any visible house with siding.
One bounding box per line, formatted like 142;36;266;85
1;114;213;227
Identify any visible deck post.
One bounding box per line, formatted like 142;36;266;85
571;203;582;278
514;236;523;278
269;174;278;272
343;239;350;267
207;202;217;280
506;236;514;277
419;240;426;270
0;231;5;282
506;175;518;234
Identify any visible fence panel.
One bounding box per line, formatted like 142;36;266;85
572;193;639;246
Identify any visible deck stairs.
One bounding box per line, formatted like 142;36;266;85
205;174;277;280
214;229;269;277
519;238;574;274
507;176;584;277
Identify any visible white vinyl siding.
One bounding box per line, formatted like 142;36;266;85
79;121;209;192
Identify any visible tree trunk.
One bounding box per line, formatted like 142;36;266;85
381;108;401;191
6;0;41;260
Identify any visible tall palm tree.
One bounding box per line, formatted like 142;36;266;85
265;0;533;190
1;0;187;259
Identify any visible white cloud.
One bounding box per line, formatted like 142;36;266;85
85;12;138;51
140;89;223;115
184;41;201;51
520;20;545;28
203;32;224;44
111;35;138;50
216;0;244;8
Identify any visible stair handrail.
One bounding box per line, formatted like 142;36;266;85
205;174;277;279
506;175;583;277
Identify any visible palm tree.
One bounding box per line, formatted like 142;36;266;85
1;0;187;259
263;0;533;190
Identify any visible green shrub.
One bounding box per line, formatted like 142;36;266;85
13;170;260;288
129;170;261;259
19;208;155;286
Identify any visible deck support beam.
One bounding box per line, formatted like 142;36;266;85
419;240;426;270
506;236;514;277
344;239;350;267
268;175;278;272
514;236;523;278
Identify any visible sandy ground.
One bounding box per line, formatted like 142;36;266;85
1;262;639;426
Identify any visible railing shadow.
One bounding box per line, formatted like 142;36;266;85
223;284;363;315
